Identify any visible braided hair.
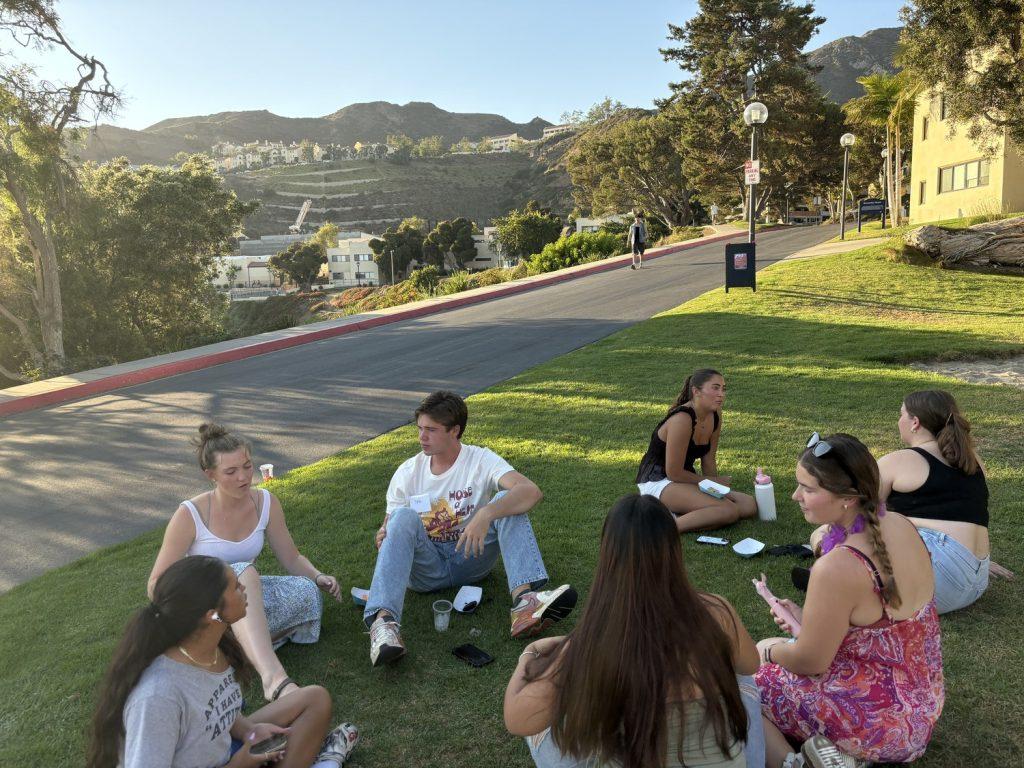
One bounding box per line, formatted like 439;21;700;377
801;433;902;609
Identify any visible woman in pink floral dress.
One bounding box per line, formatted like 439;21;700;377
755;433;944;767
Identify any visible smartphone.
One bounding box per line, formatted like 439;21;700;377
696;535;729;546
250;734;288;755
452;643;494;668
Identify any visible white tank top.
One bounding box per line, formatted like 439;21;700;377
184;489;271;564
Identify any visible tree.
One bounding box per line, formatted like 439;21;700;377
309;221;339;251
450;137;475;153
900;0;1024;147
475;138;494;154
269;240;326;292
0;0;119;379
491;201;562;261
408;264;442;295
844;72;920;225
298;139;315;164
422;218;477;271
0;155;257;380
566;112;696;228
367;220;426;283
386;133;414;164
661;0;834;221
560;98;629;128
413;135;444;158
400;215;428;232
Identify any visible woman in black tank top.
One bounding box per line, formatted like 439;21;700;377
876;390;1011;614
635;369;757;532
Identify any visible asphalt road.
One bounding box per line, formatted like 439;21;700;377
0;225;836;592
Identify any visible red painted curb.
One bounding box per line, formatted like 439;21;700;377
0;228;758;418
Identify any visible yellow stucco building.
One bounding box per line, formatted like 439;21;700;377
909;92;1024;223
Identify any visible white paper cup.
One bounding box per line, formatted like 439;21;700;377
259;463;274;481
432;599;453;632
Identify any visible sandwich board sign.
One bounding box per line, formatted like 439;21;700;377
725;243;756;293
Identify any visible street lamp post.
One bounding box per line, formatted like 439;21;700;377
880;148;889;229
389;249;395;284
839;132;856;240
743;101;768;244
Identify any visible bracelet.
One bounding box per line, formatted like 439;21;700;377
314;573;326;584
520;650;539;659
765;644;773;665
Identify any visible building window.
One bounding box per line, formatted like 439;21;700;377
919;181;926;205
921;116;929;141
939;95;948;121
332;272;344;280
938;158;990;193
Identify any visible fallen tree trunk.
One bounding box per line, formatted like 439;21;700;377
905;217;1024;268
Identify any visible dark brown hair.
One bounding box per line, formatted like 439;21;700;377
525;494;746;767
87;556;252;768
414;390;468;438
668;368;722;415
192;422;250;471
904;390;980;475
800;433;901;608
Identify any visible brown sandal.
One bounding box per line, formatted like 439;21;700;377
270;677;297;701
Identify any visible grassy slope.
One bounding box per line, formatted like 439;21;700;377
831;211;1024;242
1;245;1022;766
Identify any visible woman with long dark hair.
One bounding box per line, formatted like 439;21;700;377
877;389;1009;613
150;423;342;702
758;434;944;767
504;494;761;768
88;556;358;768
636;369;757;532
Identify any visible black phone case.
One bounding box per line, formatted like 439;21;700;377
452;643;494;668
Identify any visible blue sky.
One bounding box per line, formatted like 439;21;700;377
31;0;903;130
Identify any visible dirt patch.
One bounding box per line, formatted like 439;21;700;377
910;355;1024;389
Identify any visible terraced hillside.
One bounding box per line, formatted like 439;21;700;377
229;151;574;236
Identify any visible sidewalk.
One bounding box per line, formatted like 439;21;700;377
781;236;886;261
1;227;753;418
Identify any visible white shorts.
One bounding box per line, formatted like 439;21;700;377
637;477;672;500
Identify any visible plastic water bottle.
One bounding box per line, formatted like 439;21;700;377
754;467;777;521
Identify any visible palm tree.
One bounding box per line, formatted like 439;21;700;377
844;72;921;225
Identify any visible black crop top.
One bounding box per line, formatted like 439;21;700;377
636;405;719;484
886;447;989;527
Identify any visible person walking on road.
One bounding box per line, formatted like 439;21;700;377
628;211;647;270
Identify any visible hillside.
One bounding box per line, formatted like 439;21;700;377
76;101;550;165
807;27;900;103
231;146;574;237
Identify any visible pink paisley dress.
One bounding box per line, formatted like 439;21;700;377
756;545;945;763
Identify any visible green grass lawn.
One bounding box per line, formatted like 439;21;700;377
2;244;1023;766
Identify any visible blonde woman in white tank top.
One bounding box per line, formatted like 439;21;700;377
149;425;342;702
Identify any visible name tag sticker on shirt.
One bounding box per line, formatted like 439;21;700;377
410;493;432;514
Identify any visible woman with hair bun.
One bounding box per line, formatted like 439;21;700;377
636;368;757;532
149;423;341;702
758;433;943;767
88;556;358;768
878;389;1009;614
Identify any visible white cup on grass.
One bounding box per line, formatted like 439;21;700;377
432;600;453;632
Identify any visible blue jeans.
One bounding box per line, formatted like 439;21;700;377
363;492;548;626
918;526;990;614
526;675;764;767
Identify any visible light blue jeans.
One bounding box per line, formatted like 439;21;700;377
918;526;990;614
526;675;764;768
363;492;548;626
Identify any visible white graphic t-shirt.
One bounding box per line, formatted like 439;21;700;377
386;444;514;542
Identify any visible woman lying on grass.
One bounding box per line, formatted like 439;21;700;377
87;556;358;768
636;368;757;532
149;423;341;702
504;493;763;768
757;434;944;768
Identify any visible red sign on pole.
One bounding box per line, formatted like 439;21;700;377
744;160;761;185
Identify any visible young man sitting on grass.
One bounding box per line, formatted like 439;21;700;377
363;390;577;667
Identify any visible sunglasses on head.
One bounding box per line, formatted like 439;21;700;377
806;432;855;485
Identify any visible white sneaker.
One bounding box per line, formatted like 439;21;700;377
801;735;870;768
317;722;360;766
782;753;805;768
369;614;406;667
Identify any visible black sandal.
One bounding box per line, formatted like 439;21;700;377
270;677;297;701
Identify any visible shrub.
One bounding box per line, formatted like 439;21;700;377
409;265;442;295
331;287;377;308
226;293;319;336
527;231;622;274
354;281;421;311
655;226;707;246
436;270;473;295
509;261;529;280
469;267;509;287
